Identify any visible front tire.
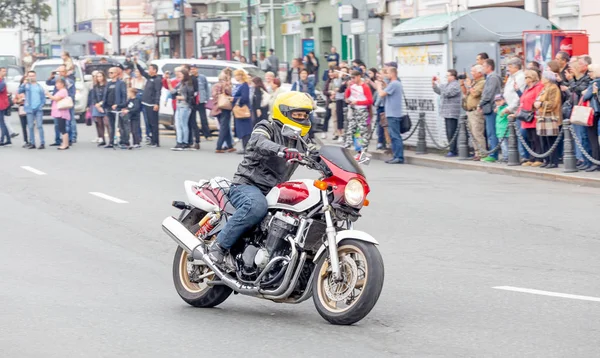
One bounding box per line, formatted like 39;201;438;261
312;239;384;325
172;246;232;308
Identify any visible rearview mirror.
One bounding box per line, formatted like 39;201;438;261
84;74;92;82
281;124;301;139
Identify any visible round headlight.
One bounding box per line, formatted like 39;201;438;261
344;179;365;207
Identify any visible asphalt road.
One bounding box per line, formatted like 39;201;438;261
1;124;600;358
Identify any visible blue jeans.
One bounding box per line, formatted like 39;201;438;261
500;137;508;161
574;124;590;165
515;119;529;160
386;116;405;162
376;107;386;146
67;108;77;142
216;110;233;150
216;185;269;249
175;105;191;144
484;112;498;159
0;111;9;143
53;118;60;144
27;110;45;146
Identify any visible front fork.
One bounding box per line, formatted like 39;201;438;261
322;191;342;281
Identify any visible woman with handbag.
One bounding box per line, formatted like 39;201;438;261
168;68;196;150
517;70;544;167
47;78;71;150
232;69;252;153
534;71;563;169
581;64;600;171
212;72;236;153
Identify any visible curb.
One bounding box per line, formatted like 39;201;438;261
315;138;600;188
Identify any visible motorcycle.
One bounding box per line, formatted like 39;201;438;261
162;124;384;325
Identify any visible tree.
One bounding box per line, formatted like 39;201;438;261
0;0;52;32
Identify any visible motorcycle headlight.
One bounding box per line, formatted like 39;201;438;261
344;179;365;207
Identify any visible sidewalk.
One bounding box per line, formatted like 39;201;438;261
315;135;600;188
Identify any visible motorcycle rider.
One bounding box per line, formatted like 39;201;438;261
208;91;314;265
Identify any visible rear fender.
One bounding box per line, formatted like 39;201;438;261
313;230;379;263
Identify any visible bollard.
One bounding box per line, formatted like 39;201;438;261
415;112;427;155
458;115;469;160
562;120;578;173
507;117;520;166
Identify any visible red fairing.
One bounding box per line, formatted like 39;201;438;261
320;157;370;207
276;182;310;206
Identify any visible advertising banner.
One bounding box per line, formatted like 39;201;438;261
302;38;315;57
110;22;155;36
194;19;232;60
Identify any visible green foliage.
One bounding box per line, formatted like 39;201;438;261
0;0;52;32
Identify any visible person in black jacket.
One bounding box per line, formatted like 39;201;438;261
117;88;142;149
101;67;127;148
251;77;268;127
135;57;162;147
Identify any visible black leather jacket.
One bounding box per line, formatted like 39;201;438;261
233;120;307;195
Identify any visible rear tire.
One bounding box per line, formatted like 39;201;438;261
312;239;384;325
172;246;232;308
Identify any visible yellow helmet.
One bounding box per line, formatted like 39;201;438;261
272;91;314;137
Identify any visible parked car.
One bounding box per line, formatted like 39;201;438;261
29;59;92;123
4;65;24;105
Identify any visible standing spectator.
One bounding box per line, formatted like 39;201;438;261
433;69;462;157
377;67;404;164
304;51;320;85
503;57;528;161
494;95;510;162
19;70;46;149
212;72;236;153
527;61;542;77
268;78;284;115
191;65;211;148
345;70;373;152
476;52;489;66
268;49;280;76
332;67;350;142
240;56;247;64
581;64;600;172
518;70;544;167
233;50;242;62
251;54;259;67
534;71;563;169
232;69;252;153
135;58;162;147
131;69;149;143
479;59;502;162
373;69;387;150
117;88;143;149
555;51;572;86
321;69;336;139
46;65;76;145
251;77;268;127
286;58;302;84
47;79;71;150
61;51;74;75
168;68;195;150
461;65;486;160
565;56;592;169
15;76;29;148
91;72;108;146
326;47;340;67
291;69;316;98
264;72;275;93
259;52;271;72
0;67;9;147
102;67;127;148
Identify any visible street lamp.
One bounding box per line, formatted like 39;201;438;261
108;4;121;55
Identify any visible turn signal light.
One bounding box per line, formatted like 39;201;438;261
314;180;328;191
363;199;370;207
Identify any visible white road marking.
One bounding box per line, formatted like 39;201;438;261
493;286;600;302
89;192;129;204
21;166;47;175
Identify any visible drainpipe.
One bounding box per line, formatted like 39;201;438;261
541;0;549;19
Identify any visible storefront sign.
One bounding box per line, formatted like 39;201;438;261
109;22;155;36
195;19;232;60
282;2;300;19
281;20;302;35
302;38;315;57
300;12;316;24
77;21;92;31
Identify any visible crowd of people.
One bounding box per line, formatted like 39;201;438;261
434;51;600;171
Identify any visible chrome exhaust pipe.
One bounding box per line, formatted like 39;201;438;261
263;252;307;301
162;216;260;296
259;236;299;297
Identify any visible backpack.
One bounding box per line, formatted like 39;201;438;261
260;88;271;108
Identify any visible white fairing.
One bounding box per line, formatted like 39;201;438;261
266;179;322;212
184;180;219;212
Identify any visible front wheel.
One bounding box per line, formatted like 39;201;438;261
172;246;232;308
312;239;384;325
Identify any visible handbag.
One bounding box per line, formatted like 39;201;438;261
515;108;535;123
205;97;216;111
570;99;594;126
233;104;251;119
57;96;74;110
217;93;232;110
400;87;412;134
536;103;560;136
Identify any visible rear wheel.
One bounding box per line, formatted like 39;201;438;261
312;239;384;325
172;246;232;308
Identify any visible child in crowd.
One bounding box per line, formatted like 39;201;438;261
494;94;510;162
118;88;142;149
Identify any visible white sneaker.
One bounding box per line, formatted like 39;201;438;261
320;133;327;140
337;137;344;144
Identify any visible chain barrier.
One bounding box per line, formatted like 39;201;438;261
568;125;600;166
401;117;420;141
464;120;509;157
513;122;564;159
422;120;459;150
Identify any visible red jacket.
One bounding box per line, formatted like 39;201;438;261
163;77;180;111
344;82;373;107
518;81;544;129
0;79;8;111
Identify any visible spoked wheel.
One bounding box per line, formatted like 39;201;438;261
172;246;232;307
313;239;384;325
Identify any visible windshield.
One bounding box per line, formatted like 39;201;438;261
0;56;17;67
33;65;82;83
319;146;365;177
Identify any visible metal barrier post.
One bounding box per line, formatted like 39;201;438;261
508;117;520;166
416;112;427;155
562;120;578;173
458;115;469;160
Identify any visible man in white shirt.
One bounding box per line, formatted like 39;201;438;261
503;57;527;160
